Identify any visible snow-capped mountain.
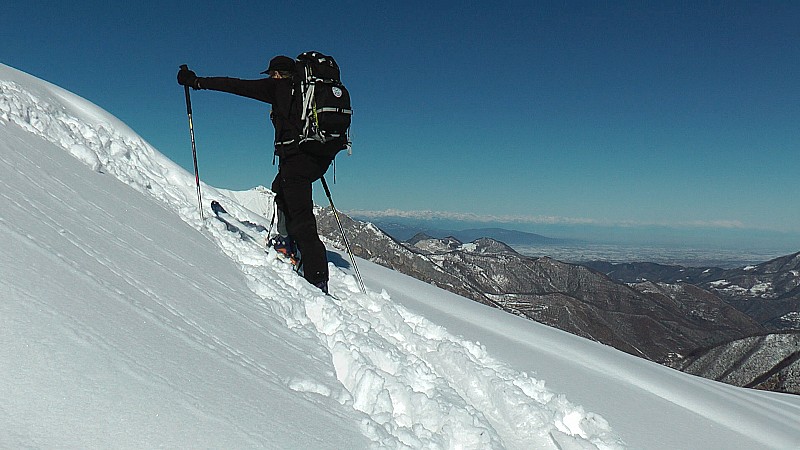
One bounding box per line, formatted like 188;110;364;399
2;63;800;449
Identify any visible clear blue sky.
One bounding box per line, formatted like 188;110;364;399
3;1;799;250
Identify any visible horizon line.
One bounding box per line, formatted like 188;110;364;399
345;208;798;235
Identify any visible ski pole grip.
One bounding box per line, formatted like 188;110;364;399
180;64;193;115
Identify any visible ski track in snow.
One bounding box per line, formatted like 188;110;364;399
0;68;625;449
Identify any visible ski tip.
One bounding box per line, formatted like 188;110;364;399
210;200;224;215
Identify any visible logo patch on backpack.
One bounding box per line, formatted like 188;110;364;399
331;86;343;98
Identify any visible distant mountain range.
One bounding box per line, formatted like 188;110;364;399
583;253;800;331
583;255;800;392
316;208;800;394
356;218;571;246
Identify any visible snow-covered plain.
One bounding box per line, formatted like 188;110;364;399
1;63;799;449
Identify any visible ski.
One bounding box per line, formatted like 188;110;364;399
210;200;299;267
210;200;262;243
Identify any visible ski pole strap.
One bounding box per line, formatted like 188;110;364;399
267;202;278;239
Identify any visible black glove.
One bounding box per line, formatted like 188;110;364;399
177;67;199;88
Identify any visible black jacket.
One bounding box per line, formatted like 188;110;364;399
196;76;300;157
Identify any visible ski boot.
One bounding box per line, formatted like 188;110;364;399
268;235;299;266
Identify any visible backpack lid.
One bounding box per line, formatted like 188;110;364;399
297;51;341;80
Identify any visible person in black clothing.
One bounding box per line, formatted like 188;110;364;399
177;56;339;294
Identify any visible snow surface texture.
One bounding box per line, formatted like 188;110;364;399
1;63;799;449
0;63;620;449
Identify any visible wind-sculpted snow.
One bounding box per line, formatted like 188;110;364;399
0;64;626;448
0;73;203;224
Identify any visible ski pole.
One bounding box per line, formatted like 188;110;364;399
320;176;366;294
181;64;204;220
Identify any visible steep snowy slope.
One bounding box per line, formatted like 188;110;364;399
1;63;799;449
0;95;369;449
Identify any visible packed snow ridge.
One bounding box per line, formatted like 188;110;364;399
0;64;624;448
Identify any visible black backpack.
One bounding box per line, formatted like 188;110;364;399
294;51;352;154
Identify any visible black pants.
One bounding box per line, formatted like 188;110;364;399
271;150;332;285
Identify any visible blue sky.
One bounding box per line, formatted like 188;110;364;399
3;1;800;251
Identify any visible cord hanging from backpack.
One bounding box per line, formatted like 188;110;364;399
266;201;278;240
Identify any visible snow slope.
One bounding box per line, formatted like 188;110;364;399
1;63;798;449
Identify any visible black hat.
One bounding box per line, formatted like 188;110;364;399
261;55;295;74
